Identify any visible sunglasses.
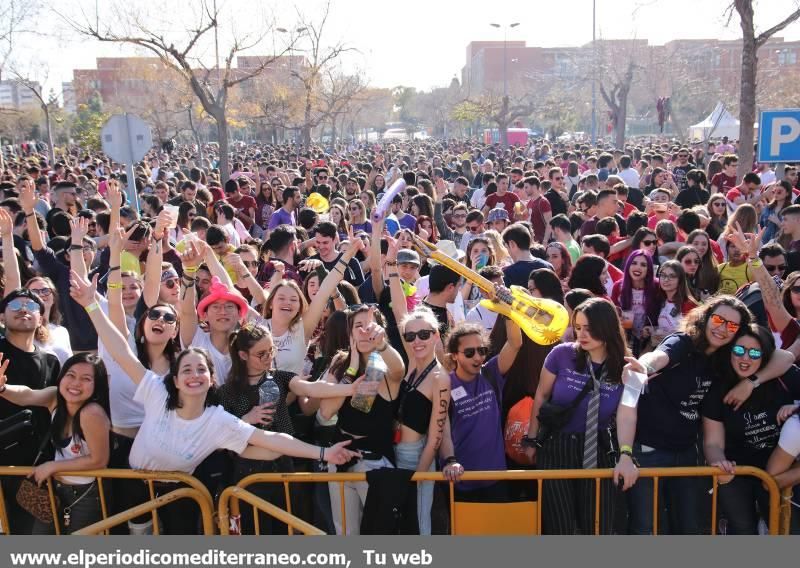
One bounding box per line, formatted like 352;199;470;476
163;278;179;289
710;313;740;335
553;176;563;181
712;201;726;207
461;346;489;358
7;298;39;312
791;285;800;295
642;239;657;246
765;264;786;273
250;347;275;360
468;225;482;233
28;287;52;298
732;344;762;360
683;258;700;265
147;309;177;324
403;329;436;342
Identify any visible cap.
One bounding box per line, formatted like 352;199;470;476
487;206;509;223
397;249;420;266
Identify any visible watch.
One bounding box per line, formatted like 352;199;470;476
748;374;761;389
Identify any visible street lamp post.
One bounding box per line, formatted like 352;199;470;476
591;0;597;145
490;22;520;99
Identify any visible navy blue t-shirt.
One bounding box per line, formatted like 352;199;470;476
502;258;553;288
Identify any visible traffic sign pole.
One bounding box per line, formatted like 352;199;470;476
124;114;140;212
101;113;153;215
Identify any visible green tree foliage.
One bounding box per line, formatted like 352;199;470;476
72;93;108;151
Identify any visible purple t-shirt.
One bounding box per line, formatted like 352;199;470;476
449;356;506;490
268;207;295;229
397;214;417;231
544;343;623;433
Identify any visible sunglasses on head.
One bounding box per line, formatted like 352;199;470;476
403;329;436;342
461;346;489;358
732;344;762;360
710;313;740;334
147;308;177;324
7;298;39;312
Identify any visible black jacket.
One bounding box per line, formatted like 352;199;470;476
360;467;419;535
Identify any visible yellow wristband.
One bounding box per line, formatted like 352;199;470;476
107;282;123;290
748;258;762;269
85;302;99;313
184;266;199;274
620;444;633;454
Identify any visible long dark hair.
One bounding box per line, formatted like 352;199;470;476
328;305;386;381
656;260;697;313
51;353;111;452
572;298;629;384
227;323;272;394
529;268;565;304
163;348;219;410
567;255;607;296
619;250;660;317
720;324;776;406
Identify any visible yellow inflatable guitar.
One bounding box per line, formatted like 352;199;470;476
411;234;569;345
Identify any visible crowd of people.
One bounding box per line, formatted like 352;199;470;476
0;137;799;535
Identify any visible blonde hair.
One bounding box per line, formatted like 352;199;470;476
399;306;440;334
482;229;511;264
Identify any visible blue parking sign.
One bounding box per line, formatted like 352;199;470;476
759;109;800;163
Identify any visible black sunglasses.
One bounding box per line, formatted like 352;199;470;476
164;279;179;289
461;346;488;358
147;309;177;323
403;329;435;342
765;264;786;273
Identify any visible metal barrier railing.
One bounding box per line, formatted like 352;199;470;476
233;466;783;535
218;486;325;535
0;465;788;535
0;467;214;535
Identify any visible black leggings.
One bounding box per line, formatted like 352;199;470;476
233;455;294;535
128;480;200;535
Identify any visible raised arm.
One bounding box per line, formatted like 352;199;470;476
225;253;267;305
0;355;56;409
302;235;365;340
107;225;136;337
370;214;386;298
0;209;20;295
69;216;90;279
19;179;43;252
496;314;523;375
69;271;147;384
178;240;205;347
143;210;174;308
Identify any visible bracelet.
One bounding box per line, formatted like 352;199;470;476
107;282;123;290
84;302;99;313
444;456;458;465
386;260;398;266
376;342;388;352
69;244;84;251
619;444;633;454
240;272;252;279
108;265;120;273
184;266;199;274
388;273;399;278
345;366;358;378
749;258;762;269
25;212;34;218
320;446;325;463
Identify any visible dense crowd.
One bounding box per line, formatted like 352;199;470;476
0;137;799;535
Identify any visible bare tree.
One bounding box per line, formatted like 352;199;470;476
291;0;353;146
318;69;366;144
0;0;41;75
599;61;636;149
11;72;56;164
730;0;800;180
59;1;292;180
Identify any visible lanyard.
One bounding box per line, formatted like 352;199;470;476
407;359;438;392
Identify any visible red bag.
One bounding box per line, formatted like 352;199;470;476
504;396;535;465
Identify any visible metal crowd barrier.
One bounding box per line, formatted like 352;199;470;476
0;466;789;535
0;467;215;535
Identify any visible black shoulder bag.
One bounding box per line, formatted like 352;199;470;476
536;361;599;442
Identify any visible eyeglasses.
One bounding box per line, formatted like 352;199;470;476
28;287;52;298
7;299;39;312
250;347;275;360
553;176;563;181
403;329;436;342
642;239;657;246
712;201;726;207
732;344;762;360
318;176;328;181
659;272;678;280
678;154;689;158
147;309;177;324
461;346;489;358
682;258;700;265
765;264;786;273
790;285;800;295
452;213;467;219
468;225;482;233
163;278;179;290
710;313;740;335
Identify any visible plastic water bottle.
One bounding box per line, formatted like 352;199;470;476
258;377;281;406
350;352;386;413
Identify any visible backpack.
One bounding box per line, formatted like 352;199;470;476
735;281;769;328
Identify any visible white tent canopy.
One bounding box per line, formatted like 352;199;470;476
688;102;740;141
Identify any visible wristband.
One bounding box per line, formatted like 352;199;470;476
749;258;762;269
388;273;399;278
69;244;84;251
444;456;458;465
107;282;123;290
386;260;398;266
345;366;358;378
184;266;199;274
619;444;633;454
25;212;34;218
108;265;120;273
84;302;99;313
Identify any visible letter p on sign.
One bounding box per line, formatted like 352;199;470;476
759;109;800;163
771;117;800;155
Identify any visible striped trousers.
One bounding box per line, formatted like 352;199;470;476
537;431;617;535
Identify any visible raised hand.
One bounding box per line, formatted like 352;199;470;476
70;216;90;245
69;271;98;308
0;208;13;238
0;353;10;392
107;179;123;209
19;179;36;214
180;239;208;269
109;225;136;255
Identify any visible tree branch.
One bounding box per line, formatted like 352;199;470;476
756;9;800;47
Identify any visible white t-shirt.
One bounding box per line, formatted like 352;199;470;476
466;304;498;332
129;371;255;473
35;323;73;366
470;187;487;211
188;328;232;384
618;168;640;188
778;415;800;457
265;319;307;375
